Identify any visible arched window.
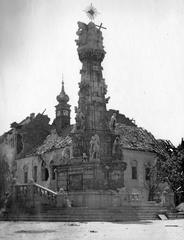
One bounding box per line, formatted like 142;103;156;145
41;161;49;181
131;160;138;180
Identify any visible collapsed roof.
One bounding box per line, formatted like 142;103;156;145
36;133;72;155
34;122;167;156
1;110;170;158
115;123;162;153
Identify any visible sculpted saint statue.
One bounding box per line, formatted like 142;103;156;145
112;137;123;160
89;134;100;159
110;113;117;131
75;108;85;131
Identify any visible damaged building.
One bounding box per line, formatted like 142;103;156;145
0;80;169;204
0;16;173;210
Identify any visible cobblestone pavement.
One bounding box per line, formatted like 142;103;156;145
0;219;184;240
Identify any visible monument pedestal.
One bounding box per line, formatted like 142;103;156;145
67;190;132;209
56;157;126;192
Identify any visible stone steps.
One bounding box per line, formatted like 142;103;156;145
166;212;184;219
0;214;159;222
0;204;168;222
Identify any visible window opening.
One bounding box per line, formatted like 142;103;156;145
33;166;37;182
132;166;137;179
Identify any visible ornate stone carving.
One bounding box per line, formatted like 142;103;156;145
75;21;104;51
105;96;110;103
75;108;85;131
75;21;88;48
89;134;100;159
112;137;123;160
103;82;108;95
78;81;90;89
110;113;117;131
82;153;89;162
78;49;105;62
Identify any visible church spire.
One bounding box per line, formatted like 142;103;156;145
54;75;71;134
61;80;64;93
56;76;69;103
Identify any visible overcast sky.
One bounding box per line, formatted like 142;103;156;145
0;0;184;147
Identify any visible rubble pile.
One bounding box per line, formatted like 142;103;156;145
115;123;159;152
36;134;72;155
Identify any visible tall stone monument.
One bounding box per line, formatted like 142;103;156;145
57;5;126;193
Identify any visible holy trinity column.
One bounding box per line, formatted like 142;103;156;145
74;20;109;132
56;5;126;191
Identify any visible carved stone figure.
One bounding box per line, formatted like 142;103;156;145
97;30;104;49
89;134;100;159
75;21;104;51
59;188;66;194
75;21;88;48
82;153;88;162
75;108;85;131
110;113;117;131
112;137;123;160
87;22;98;49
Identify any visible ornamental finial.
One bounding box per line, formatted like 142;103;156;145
84;4;99;21
61;74;64;92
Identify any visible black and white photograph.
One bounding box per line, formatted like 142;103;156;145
0;0;184;239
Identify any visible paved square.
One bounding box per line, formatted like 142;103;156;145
0;220;184;240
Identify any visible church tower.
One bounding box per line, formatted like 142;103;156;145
54;81;71;134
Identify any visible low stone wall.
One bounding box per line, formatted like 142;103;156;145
57;191;140;208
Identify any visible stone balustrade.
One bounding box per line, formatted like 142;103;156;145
10;178;141;209
129;193;140;203
17;184;28;195
57;191;141;208
11;179;57;207
34;183;57;203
